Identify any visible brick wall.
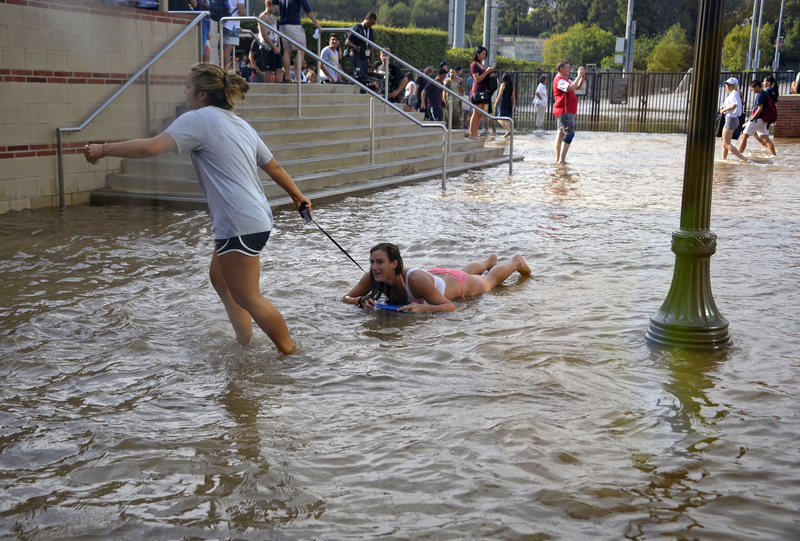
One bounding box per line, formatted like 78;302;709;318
774;95;800;139
0;0;198;213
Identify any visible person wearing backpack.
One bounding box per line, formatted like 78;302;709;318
209;0;245;69
738;79;776;156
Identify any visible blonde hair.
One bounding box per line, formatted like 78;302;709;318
189;62;248;111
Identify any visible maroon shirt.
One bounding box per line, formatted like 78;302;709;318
470;62;486;96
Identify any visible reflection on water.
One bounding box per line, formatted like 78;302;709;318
1;133;799;539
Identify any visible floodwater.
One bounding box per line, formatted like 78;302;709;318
1;133;799;540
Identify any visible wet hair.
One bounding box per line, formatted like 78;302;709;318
764;75;779;101
361;243;405;306
539;74;547;84
556;60;569;72
189;62;248;111
472;46;487;63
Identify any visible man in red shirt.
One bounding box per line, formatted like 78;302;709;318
553;60;585;164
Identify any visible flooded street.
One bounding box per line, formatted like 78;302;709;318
1;132;799;540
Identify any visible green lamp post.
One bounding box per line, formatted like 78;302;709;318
646;0;731;349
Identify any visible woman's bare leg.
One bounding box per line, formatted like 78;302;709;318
464;253;497;275
210;250;295;354
210;251;254;345
722;129;747;162
463;255;531;296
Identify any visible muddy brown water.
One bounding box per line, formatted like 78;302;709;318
1;132;799;539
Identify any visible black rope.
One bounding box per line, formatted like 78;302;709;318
300;203;367;274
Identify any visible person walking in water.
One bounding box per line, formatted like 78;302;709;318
84;63;310;354
718;77;748;162
552;60;585;164
342;243;531;313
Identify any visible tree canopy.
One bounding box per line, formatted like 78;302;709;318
305;0;799;69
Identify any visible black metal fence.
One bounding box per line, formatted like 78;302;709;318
504;70;797;133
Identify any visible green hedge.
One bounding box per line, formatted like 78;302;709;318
446;48;544;71
242;18;449;71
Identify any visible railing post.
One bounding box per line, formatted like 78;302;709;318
447;98;452;154
56;129;65;209
370;97;375;165
441;127;447;190
384;68;389;113
217;20;223;68
198;20;203;62
509;119;513;175
144;68;151;138
296;72;302;117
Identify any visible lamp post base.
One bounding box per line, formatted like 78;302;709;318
646;230;731;350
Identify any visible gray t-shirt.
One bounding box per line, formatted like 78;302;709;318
165;106;274;239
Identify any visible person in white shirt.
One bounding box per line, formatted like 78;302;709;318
718;77;747;162
532;74;547;131
222;0;246;70
403;74;417;112
84;63;311;354
320;34;342;83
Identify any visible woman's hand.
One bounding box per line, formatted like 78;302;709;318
84;143;105;164
398;303;421;313
359;297;378;309
294;196;311;213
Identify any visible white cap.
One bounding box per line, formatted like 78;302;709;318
725;77;739;85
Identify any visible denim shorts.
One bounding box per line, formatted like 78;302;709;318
215;231;270;256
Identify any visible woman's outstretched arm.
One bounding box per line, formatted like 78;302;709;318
260;158;311;212
343;273;373;306
84;132;177;163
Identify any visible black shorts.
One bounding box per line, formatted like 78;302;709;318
215;231;271;256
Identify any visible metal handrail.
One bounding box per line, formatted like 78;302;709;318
221;16;449;187
318;26;514;175
55;12;207;208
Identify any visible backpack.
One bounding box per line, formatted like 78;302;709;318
486;72;498;95
761;92;777;124
209;0;234;22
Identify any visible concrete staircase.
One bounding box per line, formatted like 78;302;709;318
91;83;512;211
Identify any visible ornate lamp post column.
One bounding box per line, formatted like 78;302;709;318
646;0;731;349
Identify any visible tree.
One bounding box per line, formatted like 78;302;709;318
646;24;692;71
311;0;375;22
555;0;590;33
723;22;776;70
542;23;615;68
410;0;448;29
587;0;622;34
378;2;412;28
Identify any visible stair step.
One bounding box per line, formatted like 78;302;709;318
105;147;507;197
92;82;514;212
92;155;522;211
117;135;483;179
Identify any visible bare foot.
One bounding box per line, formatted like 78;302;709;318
513;254;531;275
485;253;498;269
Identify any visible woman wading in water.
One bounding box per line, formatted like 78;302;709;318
342;243;531;313
85;63;310;354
